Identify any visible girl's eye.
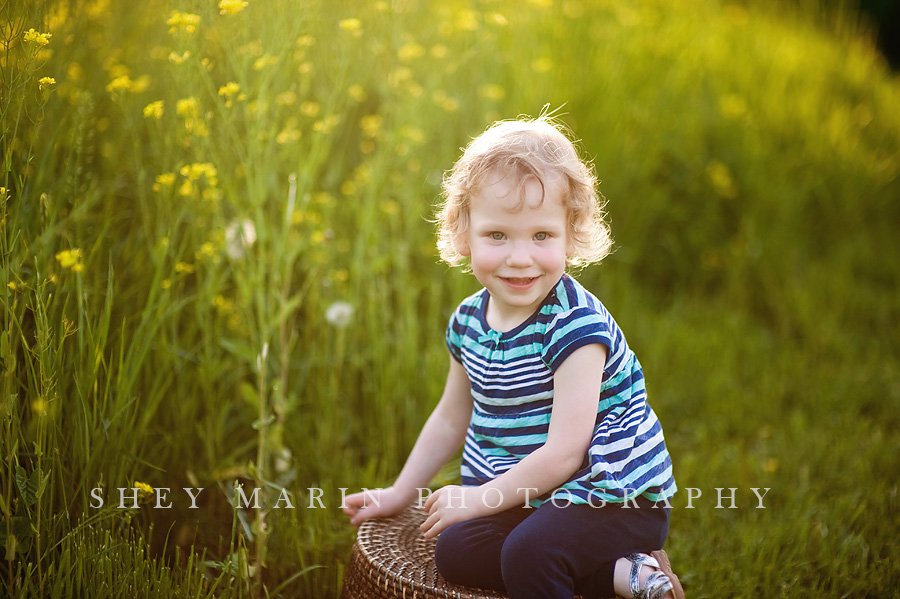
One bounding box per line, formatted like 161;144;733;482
490;232;505;241
534;232;549;241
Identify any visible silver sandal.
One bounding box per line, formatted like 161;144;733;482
625;550;685;599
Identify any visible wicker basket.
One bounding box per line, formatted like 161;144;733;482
341;504;509;599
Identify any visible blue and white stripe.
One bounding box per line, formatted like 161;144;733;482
446;274;677;506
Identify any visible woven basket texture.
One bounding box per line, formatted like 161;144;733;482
341;505;509;599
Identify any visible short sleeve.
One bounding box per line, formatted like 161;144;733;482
541;306;613;372
445;308;464;363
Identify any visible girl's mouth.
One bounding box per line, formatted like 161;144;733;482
501;276;538;288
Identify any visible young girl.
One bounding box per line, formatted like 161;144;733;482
343;116;684;599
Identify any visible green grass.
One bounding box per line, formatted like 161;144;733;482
2;0;899;597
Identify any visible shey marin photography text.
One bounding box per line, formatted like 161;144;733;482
90;485;772;511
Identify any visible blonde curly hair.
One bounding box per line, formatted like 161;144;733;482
435;115;612;268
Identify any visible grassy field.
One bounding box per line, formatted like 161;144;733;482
2;0;899;597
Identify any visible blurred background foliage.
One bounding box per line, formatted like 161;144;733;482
1;0;898;597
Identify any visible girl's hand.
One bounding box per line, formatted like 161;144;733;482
420;485;481;539
342;487;413;527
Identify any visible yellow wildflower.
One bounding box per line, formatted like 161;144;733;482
401;126;425;144
296;35;316;47
134;481;154;495
202;187;223;203
168;50;191;64
153;172;176;191
32;397;48;416
348;84;366;102
719;94;748;119
55;248;83;270
532;57;553;72
133;75;150;94
67;61;84;84
275;91;297;106
218;81;240;97
488;13;508;26
161;279;171;289
106;75;134;94
175;261;194;274
313;114;339;134
300;101;320;117
38;77;56;91
185;118;209;137
178;180;194;197
277;126;301;144
433;92;458;112
381;199;399;215
253;54;278;70
214;295;235;314
456;10;479;31
478;84;505;101
197;241;216;259
167;11;200;35
180;162;218;183
339;18;361;32
706;159;738;198
7;281;17;290
218;0;248;15
176;96;200;118
397;42;425;61
360;114;382;138
143;100;164;119
24;28;52;46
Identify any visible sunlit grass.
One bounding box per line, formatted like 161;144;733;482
2;0;898;597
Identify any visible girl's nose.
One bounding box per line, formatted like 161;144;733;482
506;241;533;267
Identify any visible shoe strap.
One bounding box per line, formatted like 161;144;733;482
626;553;673;599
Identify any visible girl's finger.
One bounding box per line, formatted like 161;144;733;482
419;509;439;533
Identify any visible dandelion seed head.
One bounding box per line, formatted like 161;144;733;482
225;220;257;259
325;301;354;328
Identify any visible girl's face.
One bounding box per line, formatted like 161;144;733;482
458;170;572;332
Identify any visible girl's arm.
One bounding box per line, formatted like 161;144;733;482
343;355;473;526
421;343;607;538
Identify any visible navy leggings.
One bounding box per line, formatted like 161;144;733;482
433;496;669;599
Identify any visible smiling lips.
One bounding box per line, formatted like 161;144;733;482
501;276;539;288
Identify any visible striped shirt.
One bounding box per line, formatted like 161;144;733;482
446;274;677;506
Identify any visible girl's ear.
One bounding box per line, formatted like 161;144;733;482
566;229;576;257
454;235;471;257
